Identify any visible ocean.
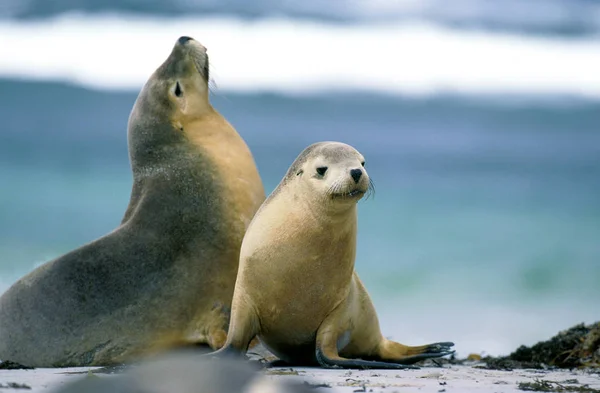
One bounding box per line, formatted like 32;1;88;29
0;0;599;358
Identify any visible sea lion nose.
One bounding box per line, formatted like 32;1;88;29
350;168;362;183
178;36;193;45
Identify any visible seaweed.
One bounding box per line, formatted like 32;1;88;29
0;361;33;370
420;353;468;367
302;381;331;389
481;356;544;371
518;379;600;392
59;364;129;375
0;382;32;390
485;322;600;370
265;368;300;375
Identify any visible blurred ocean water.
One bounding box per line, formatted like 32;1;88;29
0;0;599;357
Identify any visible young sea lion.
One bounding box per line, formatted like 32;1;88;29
210;141;454;369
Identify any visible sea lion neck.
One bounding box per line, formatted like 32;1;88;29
121;113;211;227
125;87;213;172
127;119;186;170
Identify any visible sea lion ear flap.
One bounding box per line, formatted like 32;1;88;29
170;80;187;119
172;81;184;98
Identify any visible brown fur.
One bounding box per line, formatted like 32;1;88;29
210;142;454;369
0;36;265;367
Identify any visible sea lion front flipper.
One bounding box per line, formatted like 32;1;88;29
207;296;259;360
207;327;228;350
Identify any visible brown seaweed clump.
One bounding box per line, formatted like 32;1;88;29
485;322;600;370
518;379;600;393
0;360;34;370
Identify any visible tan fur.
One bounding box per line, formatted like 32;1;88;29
123;38;266;356
0;36;266;367
211;142;454;369
184;113;265;232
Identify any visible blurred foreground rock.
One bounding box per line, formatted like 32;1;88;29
52;349;314;393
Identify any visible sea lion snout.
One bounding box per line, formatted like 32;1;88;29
178;36;193;45
350;168;362;183
175;37;209;81
338;167;369;199
176;36;207;53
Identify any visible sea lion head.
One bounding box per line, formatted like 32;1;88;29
127;36;211;168
287;142;371;210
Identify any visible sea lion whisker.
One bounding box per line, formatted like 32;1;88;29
364;178;376;201
327;180;341;197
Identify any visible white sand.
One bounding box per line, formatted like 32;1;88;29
1;364;599;393
264;366;600;392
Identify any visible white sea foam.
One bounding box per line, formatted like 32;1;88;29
346;0;600;30
1;13;600;98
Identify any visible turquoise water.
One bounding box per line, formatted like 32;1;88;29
1;80;599;356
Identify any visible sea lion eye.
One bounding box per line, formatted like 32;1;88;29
174;81;183;97
361;161;365;167
316;167;328;176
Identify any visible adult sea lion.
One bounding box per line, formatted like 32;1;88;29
0;36;265;367
210;141;454;369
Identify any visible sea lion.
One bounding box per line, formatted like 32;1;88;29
0;36;265;367
209;141;454;369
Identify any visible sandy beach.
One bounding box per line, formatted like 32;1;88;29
2;322;599;392
1;362;599;393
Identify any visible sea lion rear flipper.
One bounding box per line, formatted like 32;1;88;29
314;326;420;370
396;341;456;364
376;340;456;365
315;344;419;370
